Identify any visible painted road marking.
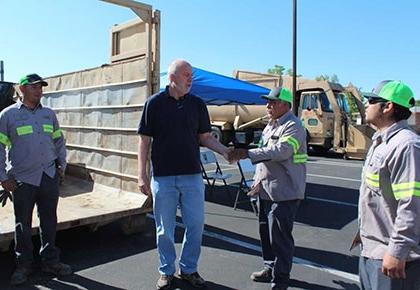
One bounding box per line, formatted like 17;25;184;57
307;173;360;182
147;214;360;283
306;196;357;207
307;159;362;168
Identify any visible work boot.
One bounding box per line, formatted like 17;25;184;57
179;271;206;288
250;267;272;282
10;266;33;286
156;274;173;290
41;262;73;276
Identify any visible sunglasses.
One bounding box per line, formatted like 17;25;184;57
367;97;388;105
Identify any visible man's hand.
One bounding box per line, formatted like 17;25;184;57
57;167;65;178
1;179;18;192
57;166;65;184
138;175;152;197
0;190;13;207
247;183;260;197
382;252;406;279
225;148;249;163
223;147;235;163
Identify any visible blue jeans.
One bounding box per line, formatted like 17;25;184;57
359;256;420;290
151;174;205;275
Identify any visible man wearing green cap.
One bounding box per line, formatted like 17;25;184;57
356;80;420;289
0;74;72;285
228;86;307;290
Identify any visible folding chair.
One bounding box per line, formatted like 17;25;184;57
200;150;232;193
234;158;258;215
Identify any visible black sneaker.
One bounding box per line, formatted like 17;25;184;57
250;267;272;282
179;271;206;288
41;262;73;276
10;266;33;285
156;274;173;290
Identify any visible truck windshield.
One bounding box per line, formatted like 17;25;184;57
319;92;333;112
335;93;350;113
302;93;319;110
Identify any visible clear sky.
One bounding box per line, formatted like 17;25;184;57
1;0;419;98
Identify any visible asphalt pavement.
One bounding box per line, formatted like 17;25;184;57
0;151;364;290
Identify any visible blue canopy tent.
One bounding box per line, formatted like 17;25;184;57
160;67;269;105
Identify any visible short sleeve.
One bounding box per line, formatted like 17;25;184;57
137;98;154;136
197;98;211;134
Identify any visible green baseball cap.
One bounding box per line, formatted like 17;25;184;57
19;73;48;86
366;80;414;108
261;86;292;103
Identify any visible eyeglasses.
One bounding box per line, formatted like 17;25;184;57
367;98;388;105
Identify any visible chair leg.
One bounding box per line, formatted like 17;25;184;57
233;189;241;210
250;198;258;216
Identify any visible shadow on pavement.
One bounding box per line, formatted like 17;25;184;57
290;278;360;290
294;246;359;275
171;276;237;290
0;220;157;289
205;183;358;230
0;182;359;290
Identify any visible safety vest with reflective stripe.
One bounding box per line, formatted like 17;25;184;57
258;135;308;164
14;124;62;140
359;120;420;261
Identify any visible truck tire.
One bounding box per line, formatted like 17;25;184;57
210;126;223;143
120;214;147;235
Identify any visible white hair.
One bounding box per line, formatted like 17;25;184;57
167;59;191;80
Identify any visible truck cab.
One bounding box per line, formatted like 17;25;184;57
299;89;350;152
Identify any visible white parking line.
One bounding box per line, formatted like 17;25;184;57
306;196;357;208
208;171;361;182
147;214;360;283
307;160;362;168
200;227;360;283
307;173;361;183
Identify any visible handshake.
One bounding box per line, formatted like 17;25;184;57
223;147;249;164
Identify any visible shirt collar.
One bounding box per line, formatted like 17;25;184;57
17;99;43;110
371;120;409;144
269;110;292;127
165;86;188;100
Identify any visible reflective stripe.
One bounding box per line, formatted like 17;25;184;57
293;153;307;164
43;124;53;133
280;136;300;154
0;132;11;147
392;181;420;199
16;125;33;136
365;172;379;187
52;129;62;140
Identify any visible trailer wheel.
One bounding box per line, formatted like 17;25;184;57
120;214;147;235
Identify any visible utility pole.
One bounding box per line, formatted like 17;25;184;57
292;0;297;114
0;60;4;81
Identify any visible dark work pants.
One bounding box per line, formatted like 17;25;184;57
13;173;60;267
258;199;301;287
359;256;420;290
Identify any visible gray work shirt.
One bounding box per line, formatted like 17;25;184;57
0;100;66;186
359;120;420;261
248;111;307;201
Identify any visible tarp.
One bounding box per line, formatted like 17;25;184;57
160;67;269;105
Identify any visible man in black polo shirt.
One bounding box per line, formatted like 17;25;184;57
137;59;229;290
